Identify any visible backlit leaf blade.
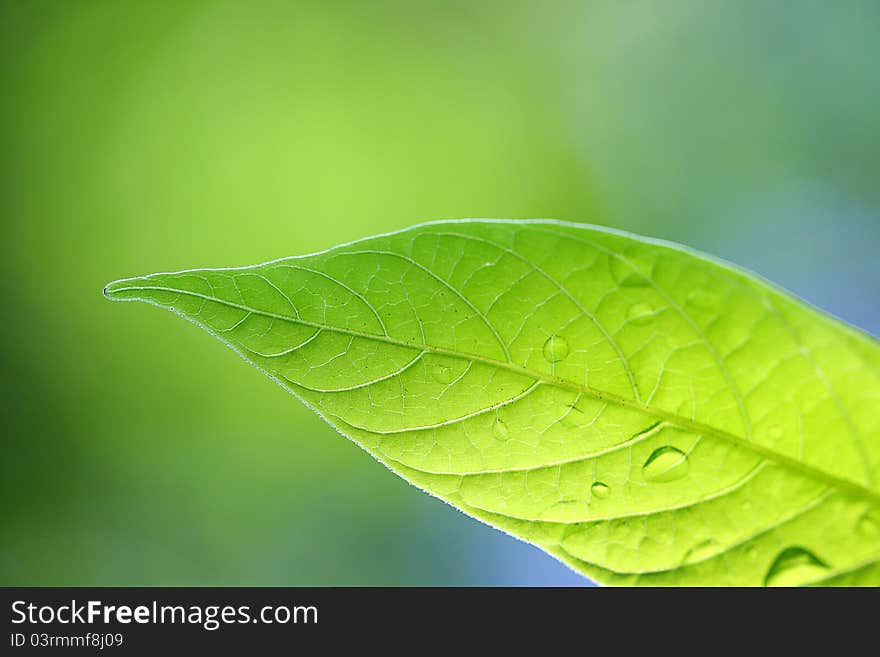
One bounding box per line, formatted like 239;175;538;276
104;220;880;586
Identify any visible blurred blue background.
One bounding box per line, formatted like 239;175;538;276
1;0;877;585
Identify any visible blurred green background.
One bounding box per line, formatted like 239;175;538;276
1;0;878;585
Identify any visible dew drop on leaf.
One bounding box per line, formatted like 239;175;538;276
627;302;654;325
768;425;783;440
591;482;611;499
642;446;689;483
763;546;829;586
682;539;717;565
542;335;570;363
745;545;758;560
492;417;509;441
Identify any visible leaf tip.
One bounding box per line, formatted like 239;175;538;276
103;279;121;301
103;276;145;302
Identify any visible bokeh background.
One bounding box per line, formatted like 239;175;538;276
2;0;878;586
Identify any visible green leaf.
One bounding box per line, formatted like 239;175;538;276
104;219;880;586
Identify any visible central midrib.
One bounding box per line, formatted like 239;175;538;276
110;283;880;505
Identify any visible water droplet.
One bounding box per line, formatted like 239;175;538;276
431;364;454;383
763;547;828;587
857;511;879;537
768;425;783;440
642;446;689;483
610;257;648;287
745;545;758;560
493;417;509;441
742;498;753;511
543;335;570;363
682;539;717;565
591;482;611;499
627;303;654;325
686;289;719;312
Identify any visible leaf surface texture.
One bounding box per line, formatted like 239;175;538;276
105;220;880;585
